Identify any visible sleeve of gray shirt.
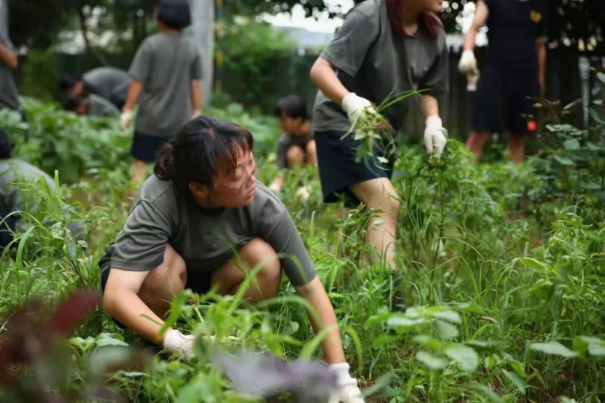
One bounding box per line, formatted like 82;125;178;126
419;32;450;97
191;50;202;81
256;196;317;287
129;39;153;83
110;201;172;271
320;9;378;78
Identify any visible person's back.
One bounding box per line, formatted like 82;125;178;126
88;94;120;117
133;32;200;137
83;67;131;106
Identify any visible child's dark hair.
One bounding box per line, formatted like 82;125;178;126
0;129;12;159
156;0;191;30
59;74;83;94
63;95;87;112
274;95;307;121
155;117;254;191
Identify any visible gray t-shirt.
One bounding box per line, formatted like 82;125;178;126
88;94;119;117
0;159;55;212
100;176;316;287
83;67;131;104
129;32;202;137
0;0;20;112
313;0;449;133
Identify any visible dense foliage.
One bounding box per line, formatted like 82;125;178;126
0;86;604;401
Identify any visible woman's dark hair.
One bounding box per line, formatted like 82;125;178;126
274;95;308;121
386;0;444;38
0;129;12;159
156;0;191;30
154;117;254;191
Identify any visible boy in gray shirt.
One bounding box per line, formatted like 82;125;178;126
60;67;131;110
121;0;202;185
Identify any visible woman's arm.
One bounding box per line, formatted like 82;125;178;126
102;268;168;343
536;37;547;95
463;0;489;52
310;57;350;105
422;95;440;119
0;43;18;69
295;277;345;364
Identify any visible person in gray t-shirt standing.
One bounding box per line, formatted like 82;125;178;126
309;0;449;278
0;0;22;116
100;117;365;403
120;0;203;186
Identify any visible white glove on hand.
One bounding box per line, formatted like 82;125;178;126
328;363;365;403
163;329;196;360
295;185;311;203
191;109;202;119
341;93;375;125
458;50;478;75
120;110;133;134
424;116;447;158
269;182;281;194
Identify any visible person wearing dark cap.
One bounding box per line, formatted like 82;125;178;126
59;67;131;110
121;0;203;186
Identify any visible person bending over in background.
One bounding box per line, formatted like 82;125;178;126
120;0;203;186
0;129;85;247
100;117;364;403
64;93;120;118
310;0;448;282
59;67;131;110
0;0;22;118
459;0;547;164
269;95;317;193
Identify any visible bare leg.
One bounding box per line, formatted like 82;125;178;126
349;178;400;270
211;238;282;303
466;131;490;163
138;244;187;318
508;132;524;164
305;140;318;167
131;160;149;186
286;145;305;168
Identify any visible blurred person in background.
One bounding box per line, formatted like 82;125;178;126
459;0;547;164
59;67;131;110
0;0;22;119
269;95;316;193
309;0;448;288
100;117;365;403
121;0;203;186
64;93;120;118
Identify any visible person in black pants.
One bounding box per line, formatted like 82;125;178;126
460;0;547;164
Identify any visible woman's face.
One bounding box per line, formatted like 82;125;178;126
200;147;258;208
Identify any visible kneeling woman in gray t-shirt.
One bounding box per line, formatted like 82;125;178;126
100;117;364;403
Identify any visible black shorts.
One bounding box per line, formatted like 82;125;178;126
315;130;394;206
471;63;540;135
130;131;170;164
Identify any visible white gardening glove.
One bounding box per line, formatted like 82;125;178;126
424;116;447;158
162;329;196;360
328;363;365;403
458;50;478;75
120;109;133;134
295;185;311;203
341;93;375;125
191;109;202;119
